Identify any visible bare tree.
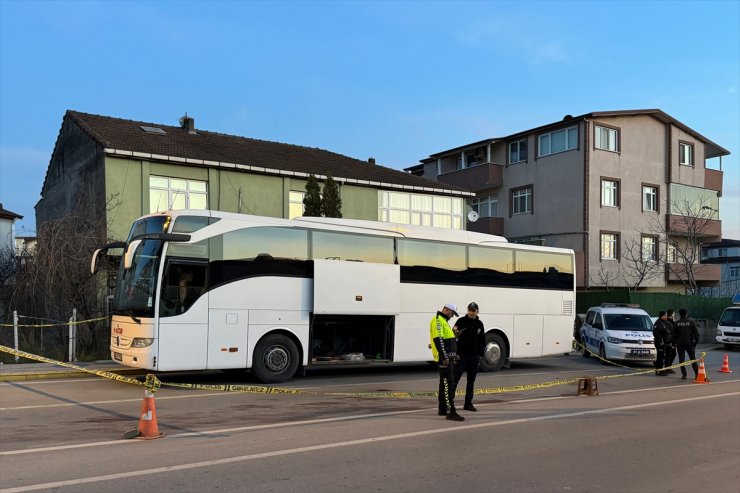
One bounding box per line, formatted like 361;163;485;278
2;194;120;360
621;234;665;292
589;264;619;291
649;196;719;295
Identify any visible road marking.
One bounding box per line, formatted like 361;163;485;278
2;391;738;493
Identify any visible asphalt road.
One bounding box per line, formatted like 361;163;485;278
1;347;739;493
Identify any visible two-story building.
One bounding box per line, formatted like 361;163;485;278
36;111;473;243
407;109;729;291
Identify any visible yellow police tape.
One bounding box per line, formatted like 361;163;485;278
0;316;108;328
0;343;706;398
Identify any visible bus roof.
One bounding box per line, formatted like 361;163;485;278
150;209;574;254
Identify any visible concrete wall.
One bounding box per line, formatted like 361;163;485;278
36;119;106;230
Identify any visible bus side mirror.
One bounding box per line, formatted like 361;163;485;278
124;240;143;270
91;249;102;274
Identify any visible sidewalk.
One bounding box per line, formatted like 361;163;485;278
0;360;144;382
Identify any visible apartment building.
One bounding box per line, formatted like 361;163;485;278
701;239;740;297
407;110;729;291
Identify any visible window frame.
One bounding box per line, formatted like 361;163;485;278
149;175;208;213
600;231;620;261
594;123;620;153
641;235;658;262
508;139;528;164
510;185;533;216
641;183;659;213
472;195;498;218
537;125;579;158
679;141;694;167
600;178;620;208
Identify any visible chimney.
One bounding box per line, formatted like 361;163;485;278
368;157;376;165
179;113;196;134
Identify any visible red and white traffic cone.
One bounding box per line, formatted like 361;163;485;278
135;389;165;439
718;353;733;373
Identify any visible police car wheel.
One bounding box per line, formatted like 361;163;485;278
599;344;608;364
582;343;591;358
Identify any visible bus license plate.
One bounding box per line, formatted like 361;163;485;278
631;349;649;356
113;352;122;361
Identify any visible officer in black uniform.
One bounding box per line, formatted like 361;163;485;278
453;302;486;411
673;308;700;381
652;311;672;375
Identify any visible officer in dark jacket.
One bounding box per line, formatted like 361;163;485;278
453;302;486;411
673;308;700;380
664;308;678;374
652;311;672;376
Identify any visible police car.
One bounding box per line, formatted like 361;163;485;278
716;295;740;350
580;304;656;363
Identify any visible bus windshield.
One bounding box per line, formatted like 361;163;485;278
112;240;164;318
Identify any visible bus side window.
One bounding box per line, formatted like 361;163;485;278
160;262;207;317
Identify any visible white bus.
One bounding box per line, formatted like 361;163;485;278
92;210;576;383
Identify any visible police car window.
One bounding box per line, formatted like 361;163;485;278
604;314;652;331
585;311;596;325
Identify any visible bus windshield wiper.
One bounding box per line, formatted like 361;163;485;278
128;312;141;324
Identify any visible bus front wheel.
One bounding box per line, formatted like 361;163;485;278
253;334;299;383
480;333;507;372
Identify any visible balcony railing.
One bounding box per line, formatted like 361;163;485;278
665;263;721;283
467;216;504;236
438;163;503;192
704;168;723;196
666;214;721;239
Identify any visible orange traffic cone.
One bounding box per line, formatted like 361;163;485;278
718;353;733;373
135;389;165;439
693;358;710;384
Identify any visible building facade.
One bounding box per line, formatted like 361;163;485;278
36;111;473;243
701;239;740;298
407;110;729;291
0;204;22;254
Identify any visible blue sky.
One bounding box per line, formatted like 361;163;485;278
1;0;738;238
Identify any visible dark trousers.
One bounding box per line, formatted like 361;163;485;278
454;355;480;405
655;345;666;371
666;345;677;366
437;360;458;414
676;344;699;377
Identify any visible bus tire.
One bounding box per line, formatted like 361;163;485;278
480;332;507;372
252;334;300;384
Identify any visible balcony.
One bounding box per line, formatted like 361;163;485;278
438;163;503;192
467;216;504;236
704;168;723;196
666;214;721;239
665;263;721;283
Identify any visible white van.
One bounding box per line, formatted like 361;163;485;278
581;304;656;363
716;295;740;350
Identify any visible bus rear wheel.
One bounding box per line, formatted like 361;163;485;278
480;332;507;372
253;334;299;383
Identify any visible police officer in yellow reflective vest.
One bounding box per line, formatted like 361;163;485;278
430;303;464;421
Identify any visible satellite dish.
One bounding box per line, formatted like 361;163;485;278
467;211;479;223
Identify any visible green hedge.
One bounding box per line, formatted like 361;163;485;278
576;291;732;320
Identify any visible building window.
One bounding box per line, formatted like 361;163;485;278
679;142;694;166
472;195;498;218
509;139;527;164
149;176;207;213
595;125;619;152
289;191;305;219
378;191;463;230
511;187;533;215
642;185;658;212
667;244;678;264
538;126;578;157
730;266;740;278
642;236;658;262
601;233;619;260
601;179;619;207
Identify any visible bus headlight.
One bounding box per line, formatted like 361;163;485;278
131;338;154;348
607;336;625;344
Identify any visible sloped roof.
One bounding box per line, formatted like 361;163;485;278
0;203;23;221
62;111;471;196
419;109;730;162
